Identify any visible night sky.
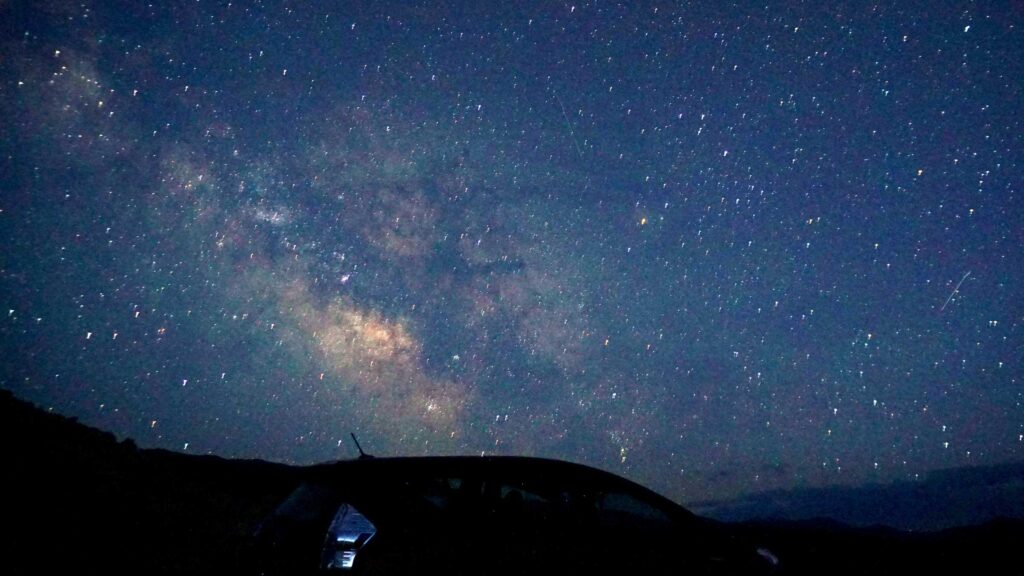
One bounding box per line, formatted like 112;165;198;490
1;1;1021;506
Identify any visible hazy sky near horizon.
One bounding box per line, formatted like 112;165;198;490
1;0;1021;505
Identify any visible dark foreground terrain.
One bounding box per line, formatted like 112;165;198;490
2;388;1021;575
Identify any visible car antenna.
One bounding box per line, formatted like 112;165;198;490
350;432;373;459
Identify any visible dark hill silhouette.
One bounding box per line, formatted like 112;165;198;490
1;389;297;574
2;388;1022;575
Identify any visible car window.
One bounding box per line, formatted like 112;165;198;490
598;491;672;523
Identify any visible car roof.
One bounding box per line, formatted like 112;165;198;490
301;455;696;521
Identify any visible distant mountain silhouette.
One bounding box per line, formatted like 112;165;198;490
692;462;1024;531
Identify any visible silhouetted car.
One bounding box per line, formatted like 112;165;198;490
249;456;778;574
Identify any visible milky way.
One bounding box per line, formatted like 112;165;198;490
1;1;1021;505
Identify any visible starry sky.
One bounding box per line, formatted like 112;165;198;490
1;1;1021;506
